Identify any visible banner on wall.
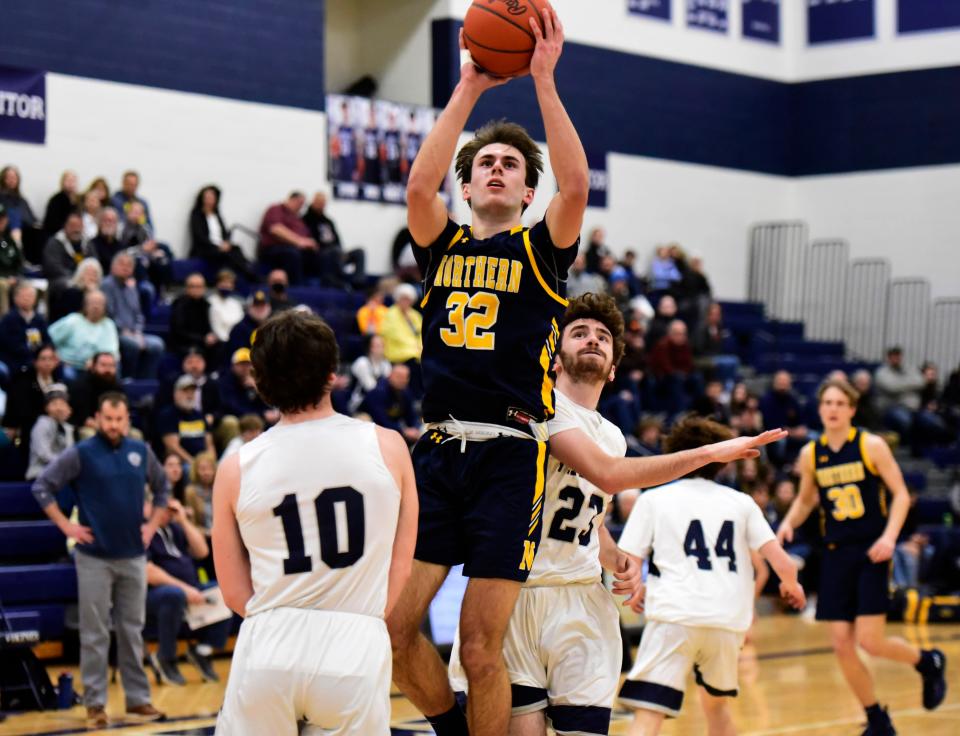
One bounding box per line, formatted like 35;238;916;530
899;0;960;34
743;0;780;43
688;0;729;33
627;0;671;22
587;151;609;209
808;0;874;44
0;65;46;145
327;94;451;206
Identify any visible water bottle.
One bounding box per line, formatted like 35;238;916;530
57;672;74;709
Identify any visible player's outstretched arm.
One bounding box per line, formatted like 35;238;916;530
776;443;819;545
376;427;419;618
550;427;788;493
407;33;512;246
529;5;589;248
758;540;806;610
865;433;911;563
212;454;254;617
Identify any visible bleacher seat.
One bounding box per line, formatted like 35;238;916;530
916;498;952;525
0;521;66;561
926;445;960;469
0;563;77;604
123;379;160;404
902;470;928;492
171;258;210;284
0;482;40;518
4;604;66;639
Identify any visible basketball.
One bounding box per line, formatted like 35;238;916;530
463;0;549;77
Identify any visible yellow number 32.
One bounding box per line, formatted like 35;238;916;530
440;291;500;350
826;484;865;521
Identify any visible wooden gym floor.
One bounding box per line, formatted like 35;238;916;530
1;615;957;735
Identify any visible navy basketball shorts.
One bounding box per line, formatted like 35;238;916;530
412;430;548;582
816;542;891;622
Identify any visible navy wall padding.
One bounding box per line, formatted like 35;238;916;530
432;19;960;177
0;0;325;111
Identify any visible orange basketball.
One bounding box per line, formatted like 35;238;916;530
463;0;549;77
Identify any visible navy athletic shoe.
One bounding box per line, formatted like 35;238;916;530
918;648;947;710
860;705;896;736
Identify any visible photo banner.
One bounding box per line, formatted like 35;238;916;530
743;0;780;43
627;0;671;22
587;150;609;209
899;0;960;34
0;65;46;145
327;94;451;206
808;0;874;44
688;0;729;33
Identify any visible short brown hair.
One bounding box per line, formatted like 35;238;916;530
250;310;339;413
559;293;626;366
238;413;265;433
817;378;859;408
455;120;543;191
97;391;129;412
663;415;734;480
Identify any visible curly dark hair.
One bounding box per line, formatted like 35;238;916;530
558;292;626;366
455;120;543;211
663;415;734;480
250;310;339;414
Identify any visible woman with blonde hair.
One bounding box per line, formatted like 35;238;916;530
184;451;217;536
50;257;103;323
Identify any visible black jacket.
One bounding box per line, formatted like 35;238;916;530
169;295;213;353
189;207;230;259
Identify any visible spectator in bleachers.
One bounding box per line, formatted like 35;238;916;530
169;272;219;358
0;282;47;378
613;326;649;410
121;201;172;294
258;191;319;285
267;269;293;312
583;227;610;274
70;352;120;432
731;391;763;437
648;318;698;414
189;185;258;282
851;369;883;431
892;491;927;589
31;391;167;728
184;452;217;535
692;302;738;384
170;348;221;428
380;282;422;393
618;250;645;297
42;211;87;296
208;269;245;343
224;289;271;362
391;226;420;283
692;378;731;425
221;413;264;459
759;370;810;466
102;252;164;379
48;290;119;380
49;257;102;324
42;169;80;238
566;253;607;298
156;375;216;465
86;207;125;275
217;347;277;425
943;364;960;429
674;249;712;326
2;344;60;448
875;346;924;441
915;362;953;452
356;280;390;335
144;495;227;685
0;165;39;246
26;383;74;480
771;477;797;526
84;176;110;206
0;205;24;311
110;170;153;227
646;293;677;347
359;363;421;445
80;189;103;241
649;244;681;291
349;334;393;413
633;417;663;457
163;452;188;504
302;191;366;289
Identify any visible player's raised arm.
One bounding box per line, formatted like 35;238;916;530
864;433;911;563
211;454;254;617
529;5;589;248
376;427;419;617
776;442;820;544
407;34;511;246
550;426;787;493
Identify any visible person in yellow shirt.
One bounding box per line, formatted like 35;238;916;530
357;280;390;335
380;282;423;396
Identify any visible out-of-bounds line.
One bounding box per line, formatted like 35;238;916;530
754;630;960;662
740;703;960;736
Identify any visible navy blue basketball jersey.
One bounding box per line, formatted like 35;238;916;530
363;127;380;161
413;219;576;429
404;132;422;163
383;130;401;163
810;429;889;545
337;125;355;159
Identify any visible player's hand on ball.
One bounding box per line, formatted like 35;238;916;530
867;536;895;563
529;3;563;81
707;428;788;463
458;30;512;91
779;580;806;610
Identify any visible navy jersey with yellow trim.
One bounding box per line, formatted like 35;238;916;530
413;219;576;428
811;428;889;545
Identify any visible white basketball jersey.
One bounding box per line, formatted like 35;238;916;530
618;478;776;632
527;390;627;586
236;414;400;619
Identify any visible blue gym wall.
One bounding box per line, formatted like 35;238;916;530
0;0;325;111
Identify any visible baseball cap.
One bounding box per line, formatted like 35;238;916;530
174;374;199;391
249;290;269;306
232;347;251;364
